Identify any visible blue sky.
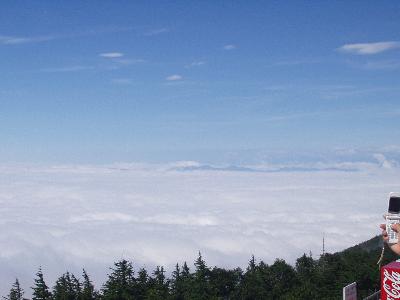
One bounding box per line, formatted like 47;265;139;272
1;1;400;163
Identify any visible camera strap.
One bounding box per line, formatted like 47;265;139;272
377;245;385;269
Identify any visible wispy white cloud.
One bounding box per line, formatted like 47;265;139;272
373;153;394;169
273;58;321;66
37;57;144;75
113;58;145;65
0;27;135;46
99;53;145;70
99;52;124;58
143;28;169;36
166;74;183;81
223;44;236;50
261;83;400;100
69;212;134;223
0;35;54;45
361;60;400;70
185;61;206;68
39;65;93;73
338;41;400;55
111;78;134;85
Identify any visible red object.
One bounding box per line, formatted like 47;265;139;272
381;261;400;299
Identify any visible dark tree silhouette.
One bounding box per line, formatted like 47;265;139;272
32;268;52;300
101;260;136;300
81;269;97;300
52;272;81;300
3;279;26;300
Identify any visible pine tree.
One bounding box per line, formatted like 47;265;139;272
235;256;269;299
286;253;319;299
209;267;241;299
181;262;190;279
52;274;67;300
179;262;192;300
248;255;256;273
102;260;136;300
134;268;149;300
3;279;26;300
81;269;97;300
32;268;52;300
71;274;81;299
53;272;81;300
268;259;296;298
146;266;169;300
170;264;184;300
192;252;212;300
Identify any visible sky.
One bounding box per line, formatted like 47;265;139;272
0;1;399;163
1;0;400;295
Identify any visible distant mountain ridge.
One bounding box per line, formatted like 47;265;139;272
343;235;384;253
169;163;359;173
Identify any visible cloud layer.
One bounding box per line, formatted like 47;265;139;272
0;160;398;295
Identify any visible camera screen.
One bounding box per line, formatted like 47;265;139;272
389;196;400;213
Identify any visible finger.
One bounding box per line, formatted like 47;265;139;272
380;224;387;230
382;230;388;236
393;224;400;233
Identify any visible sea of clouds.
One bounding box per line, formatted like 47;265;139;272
0;155;399;295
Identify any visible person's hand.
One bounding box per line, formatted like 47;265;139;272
380;223;389;243
380;223;400;241
393;224;400;235
380;222;400;255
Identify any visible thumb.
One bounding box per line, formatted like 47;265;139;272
392;224;400;233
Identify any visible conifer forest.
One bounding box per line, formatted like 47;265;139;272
2;236;394;300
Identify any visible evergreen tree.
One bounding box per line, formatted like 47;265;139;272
53;274;67;300
248;255;256;272
81;270;97;300
314;253;343;299
146;266;169;299
268;259;296;298
296;253;316;281
134;268;149;300
287;253;319;300
71;274;81;300
32;268;52;300
181;262;190;278
102;260;136;300
52;272;81;300
170;264;184;300
191;252;212;300
209;267;241;299
3;279;25;300
235;256;269;299
179;262;193;300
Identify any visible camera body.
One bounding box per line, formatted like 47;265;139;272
386;192;400;244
